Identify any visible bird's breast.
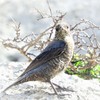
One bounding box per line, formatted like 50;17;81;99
34;38;74;81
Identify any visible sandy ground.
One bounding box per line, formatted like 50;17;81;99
0;62;100;100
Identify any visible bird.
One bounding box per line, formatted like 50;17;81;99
3;22;74;95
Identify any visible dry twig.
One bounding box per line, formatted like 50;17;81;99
71;19;100;70
0;2;100;71
1;3;66;61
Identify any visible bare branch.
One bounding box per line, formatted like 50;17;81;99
1;3;99;72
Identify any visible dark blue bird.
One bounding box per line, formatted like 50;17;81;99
3;23;74;94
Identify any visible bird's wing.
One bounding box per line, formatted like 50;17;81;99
20;40;66;77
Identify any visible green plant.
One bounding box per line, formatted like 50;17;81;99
65;54;100;79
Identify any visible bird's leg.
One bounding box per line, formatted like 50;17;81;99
49;80;58;95
53;82;75;92
52;82;63;89
52;82;68;91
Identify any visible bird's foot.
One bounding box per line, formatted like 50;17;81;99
52;82;75;92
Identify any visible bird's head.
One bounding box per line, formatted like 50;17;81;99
55;23;71;40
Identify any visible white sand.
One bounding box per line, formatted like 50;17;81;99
0;62;100;100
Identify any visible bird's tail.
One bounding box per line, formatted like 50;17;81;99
2;69;35;93
2;81;18;92
2;76;25;93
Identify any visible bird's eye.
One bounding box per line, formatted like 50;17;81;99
56;25;61;32
66;25;69;29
